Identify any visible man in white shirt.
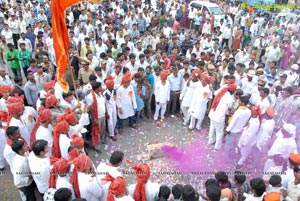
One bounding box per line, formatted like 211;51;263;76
221;24;232;48
86;82;106;154
28;140;51;196
282;166;300;201
17;33;32;51
128;164;160;200
1;23;13;44
265;41;281;67
208;84;236;150
224;95;251;156
96;151;124;201
12;140;37;201
202;20;211;35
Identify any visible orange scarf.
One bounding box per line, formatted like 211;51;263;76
211;87;229;111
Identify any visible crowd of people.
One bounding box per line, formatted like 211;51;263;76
0;0;300;200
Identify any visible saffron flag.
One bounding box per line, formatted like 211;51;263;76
88;0;101;3
51;0;82;92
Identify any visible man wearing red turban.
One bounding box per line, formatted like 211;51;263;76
236;105;261;169
208;83;237;150
116;71;137;133
52;118;70;158
46;94;65;121
104;75;117;141
189;74;213;130
180;70;202;127
7;95;31;145
49;156;74;198
70;153;102;199
44;80;56;93
30;107;53;157
252;107;275;169
154;70;170;121
102;175;133;201
128;164;160;201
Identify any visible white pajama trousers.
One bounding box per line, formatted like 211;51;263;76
154;103;167;120
238;145;253;165
208;119;225;149
107;113;117;137
181;105;190;124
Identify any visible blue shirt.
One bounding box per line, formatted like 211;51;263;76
134;85;145;112
167;74;183;91
146;73;154;88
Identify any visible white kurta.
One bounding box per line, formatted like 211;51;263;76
9;117;30;145
68;113;89;138
96;163;123;201
78;172;102;201
21;106;38;135
13;153;33;188
56;175;76;199
154;81;170;104
208;91;234;122
116;85;137;119
3;144;15;173
128;180;160;201
268;131;297;159
180;81;199;107
0;98;8;111
255;119;275;152
36;125;53;157
189;83;212;119
0;129;6;168
238;118;260;148
59;134;71;159
28;152;51;194
104;89;117;136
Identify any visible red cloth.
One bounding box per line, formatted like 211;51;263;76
52;120;69;158
91;91;100;146
46;95;58;108
51;0;82;92
160;71;169;79
121;71;131;85
202;75;212;84
0;110;8;122
44;80;56;91
211;88;228;111
70;153;92;198
63;108;77;125
192;70;201;79
228;84;237;92
71;134;84;148
7;94;24;117
30;107;52;145
49;157;70;188
0;85;12;95
105;75;115;88
132;164;150;201
102;175;126;201
68;147;80;160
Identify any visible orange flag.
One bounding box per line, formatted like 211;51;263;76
51;0;82;92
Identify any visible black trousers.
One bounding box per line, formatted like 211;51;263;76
19;181;37;201
222;39;229;49
12;33;20;48
167;91;180;115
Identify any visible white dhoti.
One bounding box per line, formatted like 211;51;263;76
181;105;190;125
107;112;117;137
154;103;167;120
208;119;225;149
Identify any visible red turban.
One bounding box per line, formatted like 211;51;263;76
105;75;115;88
202;75;212;84
227;84;237;92
7;103;24;116
44;80;56;91
289;153;300;164
0;85;12;95
52;120;69;158
192;70;201;79
251;105;262;117
30;107;52;145
63;108;77;125
263;192;280;201
71;134;84;148
46;95;58;108
70;153;92;198
132;164;151;201
103;175;126;201
7;94;24;104
49;157;70;188
266;107;274;118
121;71;131;85
68;148;80;161
160;70;169;79
0;110;8;122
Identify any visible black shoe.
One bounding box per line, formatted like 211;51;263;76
0;167;5;171
110;136;117;141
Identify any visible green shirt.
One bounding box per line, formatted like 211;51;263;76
18;50;32;68
5;49;20;69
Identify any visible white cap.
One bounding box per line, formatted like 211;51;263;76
282;123;296;136
291;64;299;70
